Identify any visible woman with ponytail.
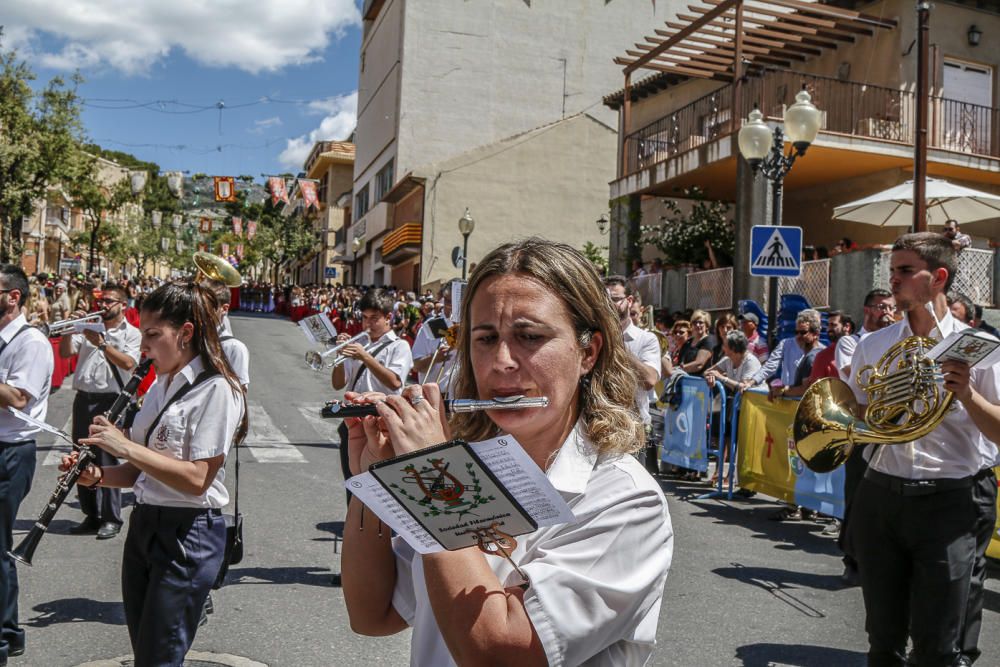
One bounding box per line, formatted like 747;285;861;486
65;280;247;666
341;238;673;666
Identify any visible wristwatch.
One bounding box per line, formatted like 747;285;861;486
97;337;108;352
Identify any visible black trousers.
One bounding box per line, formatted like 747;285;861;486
72;391;122;524
851;469;995;667
961;470;997;664
122;505;225;667
838;444;869;570
0;442;35;663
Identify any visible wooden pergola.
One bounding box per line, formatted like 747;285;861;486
615;0;897;137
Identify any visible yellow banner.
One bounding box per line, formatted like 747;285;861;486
737;391;798;505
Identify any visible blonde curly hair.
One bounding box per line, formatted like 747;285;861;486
449;238;644;456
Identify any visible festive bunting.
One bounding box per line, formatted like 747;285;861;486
299;180;319;210
236;243;244;258
160;237;169;251
232;216;243;236
171;214;182;231
214;176;237;202
151;211;162;227
166;172;184;198
199;217;213;234
198;242;208;252
268;177;289;206
246;220;257;240
221;243;230;256
175;239;185;253
130;171;147;195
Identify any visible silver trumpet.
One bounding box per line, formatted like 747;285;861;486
41;311;104;337
322;395;549;418
304;332;369;371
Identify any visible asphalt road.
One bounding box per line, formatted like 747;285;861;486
13;311;1000;666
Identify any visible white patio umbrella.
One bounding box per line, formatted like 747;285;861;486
833;178;1000;227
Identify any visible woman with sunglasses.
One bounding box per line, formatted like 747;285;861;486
676;310;714;376
341;239;672;666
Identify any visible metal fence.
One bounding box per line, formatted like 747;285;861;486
875;249;994;305
760;259;832;311
685;267;733;312
631;273;663;307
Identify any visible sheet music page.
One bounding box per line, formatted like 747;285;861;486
470;436;575;526
928;329;1000;368
345;472;444;554
74;322;106;334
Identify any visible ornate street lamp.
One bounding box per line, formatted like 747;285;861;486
351;236;363;285
458;208;475;280
596;213;609;235
738;87;822;347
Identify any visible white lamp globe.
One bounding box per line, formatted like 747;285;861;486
738;106;772;168
784;88;822;153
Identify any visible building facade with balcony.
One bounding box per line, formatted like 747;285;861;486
294;141;355;285
604;0;1000;312
352;0;674;291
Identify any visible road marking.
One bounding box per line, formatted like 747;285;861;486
245;402;308;463
297;403;340;444
41;416;73;466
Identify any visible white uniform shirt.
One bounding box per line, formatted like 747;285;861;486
130;356;244;508
846;311;1000;479
391;422;672;666
0;314;54;442
834;326;867;381
341;330;413;396
623;323;662;425
217;323;250;388
68;318;141;393
411;316;457;391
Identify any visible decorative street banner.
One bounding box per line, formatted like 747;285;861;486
151;211;162;228
232;217;243;236
160;237;169;251
736;390;844;518
171;214;183;231
221;243;230;257
299;179;319;209
246;219;257;240
236;243;244;258
660;375;712;472
214;176;237;202
175;239;185;253
166;171;184;198
198;242;208;252
199;217;213;233
268;177;289;206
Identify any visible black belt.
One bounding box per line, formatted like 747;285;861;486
133;504;222;519
864;467;990;497
77;390;118;400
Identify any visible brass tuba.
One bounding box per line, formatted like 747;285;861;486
193;251;242;287
793;336;953;473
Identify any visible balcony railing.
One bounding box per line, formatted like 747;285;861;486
381;222;422;260
623;68;1000;176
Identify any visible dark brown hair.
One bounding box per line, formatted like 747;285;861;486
892;232;957;292
141;280;248;446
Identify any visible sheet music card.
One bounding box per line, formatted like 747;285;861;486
346;436;574;554
298;313;337;346
928;328;1000;369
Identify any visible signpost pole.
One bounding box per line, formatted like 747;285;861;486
767;175;783;350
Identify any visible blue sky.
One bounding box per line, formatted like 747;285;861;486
0;0;362;180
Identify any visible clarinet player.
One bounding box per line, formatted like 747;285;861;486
64;281;247;666
0;265;54;665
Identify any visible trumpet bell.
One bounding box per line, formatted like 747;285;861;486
194;251;242;288
304;350;325;371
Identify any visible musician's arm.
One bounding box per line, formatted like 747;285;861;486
102;343;137;371
331;362;347;390
946;361;1000;445
87;461;142;488
0;384;29;410
342;497;408;635
362;355;402;391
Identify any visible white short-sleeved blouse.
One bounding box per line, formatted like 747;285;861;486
391;422;673;666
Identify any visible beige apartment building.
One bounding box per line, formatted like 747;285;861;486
604;0;1000;312
349;0;679;290
291;141;355;285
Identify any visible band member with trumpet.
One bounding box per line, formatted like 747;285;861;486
0;265;53;664
845;233;1000;667
411;282;456;392
66;281;247;666
59;284;141;539
331;288;413;507
341;239;671;665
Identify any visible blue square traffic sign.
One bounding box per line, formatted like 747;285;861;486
750;226;802;278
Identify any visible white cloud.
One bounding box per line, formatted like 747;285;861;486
0;0;360;75
250;116;283;134
279;91;356;169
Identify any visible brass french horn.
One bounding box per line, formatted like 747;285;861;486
794;336;953;473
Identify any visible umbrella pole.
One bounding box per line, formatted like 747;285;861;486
913;0;930;233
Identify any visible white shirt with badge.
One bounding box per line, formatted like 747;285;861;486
340;330;413;396
391;421;672;667
217;322;250;389
623;322;662;425
129;356;244;508
68;318;141;393
411;316;457;391
0;314;54;442
847;310;1000;479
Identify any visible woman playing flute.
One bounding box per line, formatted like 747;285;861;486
341;238;673;666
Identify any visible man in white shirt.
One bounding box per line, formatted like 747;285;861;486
411;283;456;393
0;264;54;663
202;280;250;390
59;284;141;540
846;233;1000;667
835;288;895;382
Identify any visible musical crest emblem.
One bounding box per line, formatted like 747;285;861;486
153;423;170;450
389;457;494;519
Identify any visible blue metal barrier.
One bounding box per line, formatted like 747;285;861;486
660;376;732;499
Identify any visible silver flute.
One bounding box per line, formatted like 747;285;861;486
321;395;549;419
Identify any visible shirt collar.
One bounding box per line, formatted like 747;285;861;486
623;322;642;341
0;314;28;343
901;307;958;341
176;355;207;387
545;420;599;495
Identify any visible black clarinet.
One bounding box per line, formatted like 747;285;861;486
9;358;153;566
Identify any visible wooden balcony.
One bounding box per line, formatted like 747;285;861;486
622;68;1000;177
381;222;422;264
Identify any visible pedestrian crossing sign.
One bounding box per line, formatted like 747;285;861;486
750;226;802;277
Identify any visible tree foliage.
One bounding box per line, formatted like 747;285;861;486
582;241;609;276
640;187;735;268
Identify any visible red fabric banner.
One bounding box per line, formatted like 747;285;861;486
268;177;289;206
221;243;230;256
232;217;243;236
299;180;319;210
247;220;257;240
236;243;244;258
199;217;213;233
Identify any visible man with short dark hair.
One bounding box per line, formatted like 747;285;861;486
0;264;54;662
943;219;972;251
58;284;140;539
836;289;896;382
948;292;975;325
604;276;660;427
972;304;1000;339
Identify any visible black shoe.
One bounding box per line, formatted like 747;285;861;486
204;594;214;615
69;517;101;535
96;522;121;540
839;566;861;588
330;573;342;587
198;605;208;628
